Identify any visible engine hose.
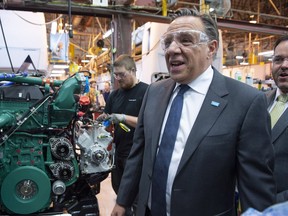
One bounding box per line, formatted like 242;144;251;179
0;113;15;128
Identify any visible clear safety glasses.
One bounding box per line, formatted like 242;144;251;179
272;55;288;65
160;30;210;51
113;71;129;80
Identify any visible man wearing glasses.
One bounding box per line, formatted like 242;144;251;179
97;54;148;215
111;8;275;216
266;35;288;203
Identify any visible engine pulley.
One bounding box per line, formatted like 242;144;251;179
90;146;108;165
50;161;75;181
1;166;51;214
50;137;74;160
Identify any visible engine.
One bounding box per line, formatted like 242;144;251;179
0;72;114;215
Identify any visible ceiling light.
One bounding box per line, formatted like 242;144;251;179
240;62;249;65
81;60;90;63
258;50;274;56
86;54;96;58
103;29;114;39
53;64;69;69
249;20;257;24
236;56;243;59
50;73;65;77
51;69;66;74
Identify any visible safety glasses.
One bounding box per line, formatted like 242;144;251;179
113;70;130;80
160;30;210;51
272;55;288;65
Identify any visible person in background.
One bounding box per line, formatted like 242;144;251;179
103;81;111;103
85;80;97;119
266;35;288;203
97;54;148;215
86;80;105;119
111;8;275;216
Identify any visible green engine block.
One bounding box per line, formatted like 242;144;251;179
0;72;112;215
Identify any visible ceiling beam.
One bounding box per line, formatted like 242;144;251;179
2;3;171;23
3;2;288;35
217;18;288;35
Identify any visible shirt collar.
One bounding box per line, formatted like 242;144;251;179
175;66;213;95
275;88;288;101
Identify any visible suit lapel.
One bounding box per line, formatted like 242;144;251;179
272;108;288;142
265;89;288;142
150;79;176;163
266;89;276;108
177;70;228;173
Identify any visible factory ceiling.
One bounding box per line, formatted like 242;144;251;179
1;0;288;69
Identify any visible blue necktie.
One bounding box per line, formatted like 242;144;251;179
151;84;190;216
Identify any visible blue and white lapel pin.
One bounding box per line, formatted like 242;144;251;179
211;101;220;107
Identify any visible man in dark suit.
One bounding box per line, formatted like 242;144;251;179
111;8;276;216
266;35;288;203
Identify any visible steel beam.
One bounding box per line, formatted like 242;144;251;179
2;2;288;35
217;18;288;36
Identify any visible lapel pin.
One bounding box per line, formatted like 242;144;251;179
211;101;220;107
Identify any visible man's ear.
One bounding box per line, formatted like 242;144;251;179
208;40;218;58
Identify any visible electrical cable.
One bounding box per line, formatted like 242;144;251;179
0;16;15;72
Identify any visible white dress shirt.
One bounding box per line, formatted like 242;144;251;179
149;66;213;216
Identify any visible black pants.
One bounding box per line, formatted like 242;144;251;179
112;153;137;216
111;153;128;194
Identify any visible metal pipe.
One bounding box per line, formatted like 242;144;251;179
68;0;73;38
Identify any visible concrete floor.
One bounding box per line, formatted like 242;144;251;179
97;174;117;216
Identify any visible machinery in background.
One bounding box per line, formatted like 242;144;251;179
0;72;114;215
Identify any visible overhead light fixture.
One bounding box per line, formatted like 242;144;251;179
103;28;114;39
81;60;90;63
50;73;65;77
236;56;244;59
258;50;274;56
240;62;249;65
51;69;66;74
86;54;96;58
53;64;69;69
249;20;257;24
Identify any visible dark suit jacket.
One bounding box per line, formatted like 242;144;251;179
266;89;288;203
117;69;276;216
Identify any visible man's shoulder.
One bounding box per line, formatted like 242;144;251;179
138;81;149;88
136;82;149;92
222;75;260;94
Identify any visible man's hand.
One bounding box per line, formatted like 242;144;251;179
111;204;126;216
96;113;108;122
108;113;126;124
